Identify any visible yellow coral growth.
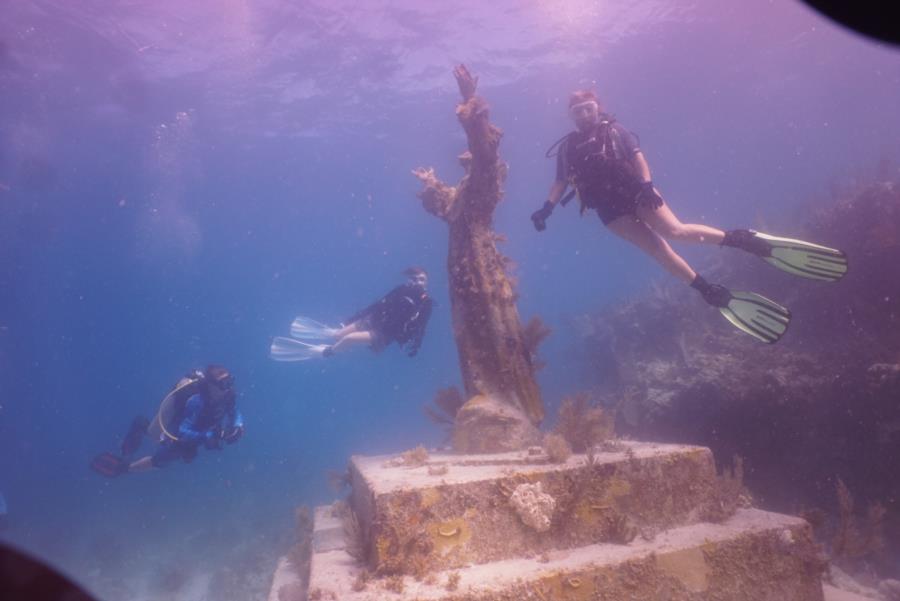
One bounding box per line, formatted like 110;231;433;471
537;571;596;601
427;518;472;554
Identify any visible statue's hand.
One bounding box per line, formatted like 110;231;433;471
454;64;478;101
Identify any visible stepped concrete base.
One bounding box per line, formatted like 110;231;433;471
823;586;880;601
349;441;719;575
303;508;824;601
267;556;303;601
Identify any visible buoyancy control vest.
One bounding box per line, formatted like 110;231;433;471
152;370;235;442
563;117;640;212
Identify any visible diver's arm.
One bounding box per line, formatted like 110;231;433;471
228;407;244;430
223;406;245;443
531;143;569;231
546;179;568;207
176;395;207;443
632;150;664;209
632;151;652;184
407;297;433;357
548;139;570;206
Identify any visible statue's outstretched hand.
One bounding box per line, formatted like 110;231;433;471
454;64;478;101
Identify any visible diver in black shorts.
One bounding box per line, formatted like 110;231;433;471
326;267;433;357
529;89;848;344
270;267;434;359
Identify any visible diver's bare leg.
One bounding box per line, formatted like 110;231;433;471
127;456;155;473
330;331;374;354
333;322;360;338
637;202;725;244
606;215;697;283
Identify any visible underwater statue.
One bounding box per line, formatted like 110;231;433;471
413;65;544;452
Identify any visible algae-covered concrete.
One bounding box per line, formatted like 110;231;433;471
305;508;824;601
349;441;718;576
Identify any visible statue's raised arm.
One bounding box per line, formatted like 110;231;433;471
453;64;478;101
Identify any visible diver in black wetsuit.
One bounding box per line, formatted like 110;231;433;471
529;89;847;344
269;267;435;360
325;266;433;357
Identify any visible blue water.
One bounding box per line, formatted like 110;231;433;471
1;1;898;599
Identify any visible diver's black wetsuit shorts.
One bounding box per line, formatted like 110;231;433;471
581;179;650;225
151;439;198;467
588;190;640;225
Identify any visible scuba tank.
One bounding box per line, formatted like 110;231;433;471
148;370;207;442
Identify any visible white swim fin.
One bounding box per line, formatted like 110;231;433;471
290;316;340;341
270;336;329;361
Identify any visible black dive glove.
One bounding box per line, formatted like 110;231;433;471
635;181;664;211
531;201;555;231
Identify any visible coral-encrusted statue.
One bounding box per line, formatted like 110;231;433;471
413;65;544;452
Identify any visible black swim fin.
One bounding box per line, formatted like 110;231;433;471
693;275;791;343
90;452;130;478
121;416;149;457
723;229;848;282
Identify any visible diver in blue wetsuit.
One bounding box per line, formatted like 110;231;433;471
90;365;245;477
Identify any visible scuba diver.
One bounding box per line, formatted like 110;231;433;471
270;266;433;360
90;365;244;477
531;90;848;343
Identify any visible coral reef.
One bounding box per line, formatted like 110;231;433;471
383;574;405;593
553;392;615;453
509;482;556;532
446;571;461;591
334;501;366;563
522;316;552;371
382;445;430;468
423;386;464;429
413;64;546;449
700;456;752;523
428;464;449;476
351;570;370;592
832;478;886;568
400;445;429;467
569;179;900;574
542;432;572;464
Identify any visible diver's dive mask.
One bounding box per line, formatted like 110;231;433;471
569;100;599;130
213;374;235;392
